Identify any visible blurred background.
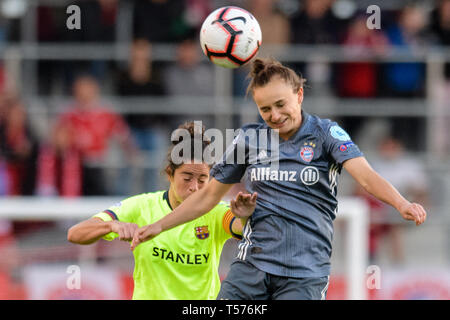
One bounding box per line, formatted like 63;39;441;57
0;0;449;300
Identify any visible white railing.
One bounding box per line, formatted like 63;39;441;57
0;195;369;299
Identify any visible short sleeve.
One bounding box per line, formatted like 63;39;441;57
210;128;249;184
323;122;364;165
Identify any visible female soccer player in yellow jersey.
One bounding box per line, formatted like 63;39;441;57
67;121;257;300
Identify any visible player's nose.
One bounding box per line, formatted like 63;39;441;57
189;180;199;192
270;109;282;123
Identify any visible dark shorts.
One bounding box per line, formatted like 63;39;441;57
217;259;330;300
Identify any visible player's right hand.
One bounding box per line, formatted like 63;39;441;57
399;202;427;226
110;221;139;242
130;223;163;251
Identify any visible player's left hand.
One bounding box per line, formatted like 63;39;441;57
230;191;258;219
399;202;427;226
130;223;163;251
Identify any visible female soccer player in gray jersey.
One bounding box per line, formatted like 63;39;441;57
131;58;427;300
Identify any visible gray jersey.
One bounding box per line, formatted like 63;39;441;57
210;111;364;277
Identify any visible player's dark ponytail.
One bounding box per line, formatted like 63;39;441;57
250;58;267;78
247;58;306;96
165;121;212;177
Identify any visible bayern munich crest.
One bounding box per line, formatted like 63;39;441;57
300;146;314;163
195;226;210;240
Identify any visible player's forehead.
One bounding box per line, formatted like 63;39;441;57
253;76;294;107
175;163;210;177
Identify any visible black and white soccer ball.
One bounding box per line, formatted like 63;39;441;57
200;6;262;69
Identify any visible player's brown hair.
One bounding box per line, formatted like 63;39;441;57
165;121;212;177
246;58;307;95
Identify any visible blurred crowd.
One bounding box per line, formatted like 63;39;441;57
0;1;446;289
0;0;447;199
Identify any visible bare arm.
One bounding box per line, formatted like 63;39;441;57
131;178;233;250
344;157;427;225
68;217;138;245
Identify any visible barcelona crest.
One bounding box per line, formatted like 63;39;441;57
195;226;210;240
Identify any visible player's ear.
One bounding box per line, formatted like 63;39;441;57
297;87;304;105
165;166;175;184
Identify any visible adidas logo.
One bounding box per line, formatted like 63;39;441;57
258;149;268;161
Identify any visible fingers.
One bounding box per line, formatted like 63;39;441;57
234;192;257;206
250;192;258;204
130;224;163;251
407;203;427;226
130;233;140;251
230;199;237;212
413;203;427;226
118;223;139;241
130;227;146;251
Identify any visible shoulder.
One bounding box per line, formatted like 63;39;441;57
119;191;163;208
305;113;336;137
305;113;353;144
239;122;267;132
231;122;268;144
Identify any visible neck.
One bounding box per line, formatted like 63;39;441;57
168;187;181;210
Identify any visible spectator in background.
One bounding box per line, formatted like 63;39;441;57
36;123;82;197
162;32;215;127
430;0;450;156
382;5;430;97
66;0;118;43
62;0;118;92
116;39;165;99
249;0;291;51
54;75;137;196
0;93;41;257
289;0;344;96
116;39;165;101
354;136;429;264
380;5;431;151
335;15;388;141
337;14;388;98
0;93;37;196
116;38;168;192
133;0;187;43
183;0;213;31
290;0;344;45
36;5;60;95
431;0;450;80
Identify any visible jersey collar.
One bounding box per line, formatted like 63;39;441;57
163;190;173;210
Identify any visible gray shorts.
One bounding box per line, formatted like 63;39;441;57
217;259;330;300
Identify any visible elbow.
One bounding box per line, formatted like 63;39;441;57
359;180;371;193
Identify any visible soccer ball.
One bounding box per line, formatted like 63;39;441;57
200;6;262;69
